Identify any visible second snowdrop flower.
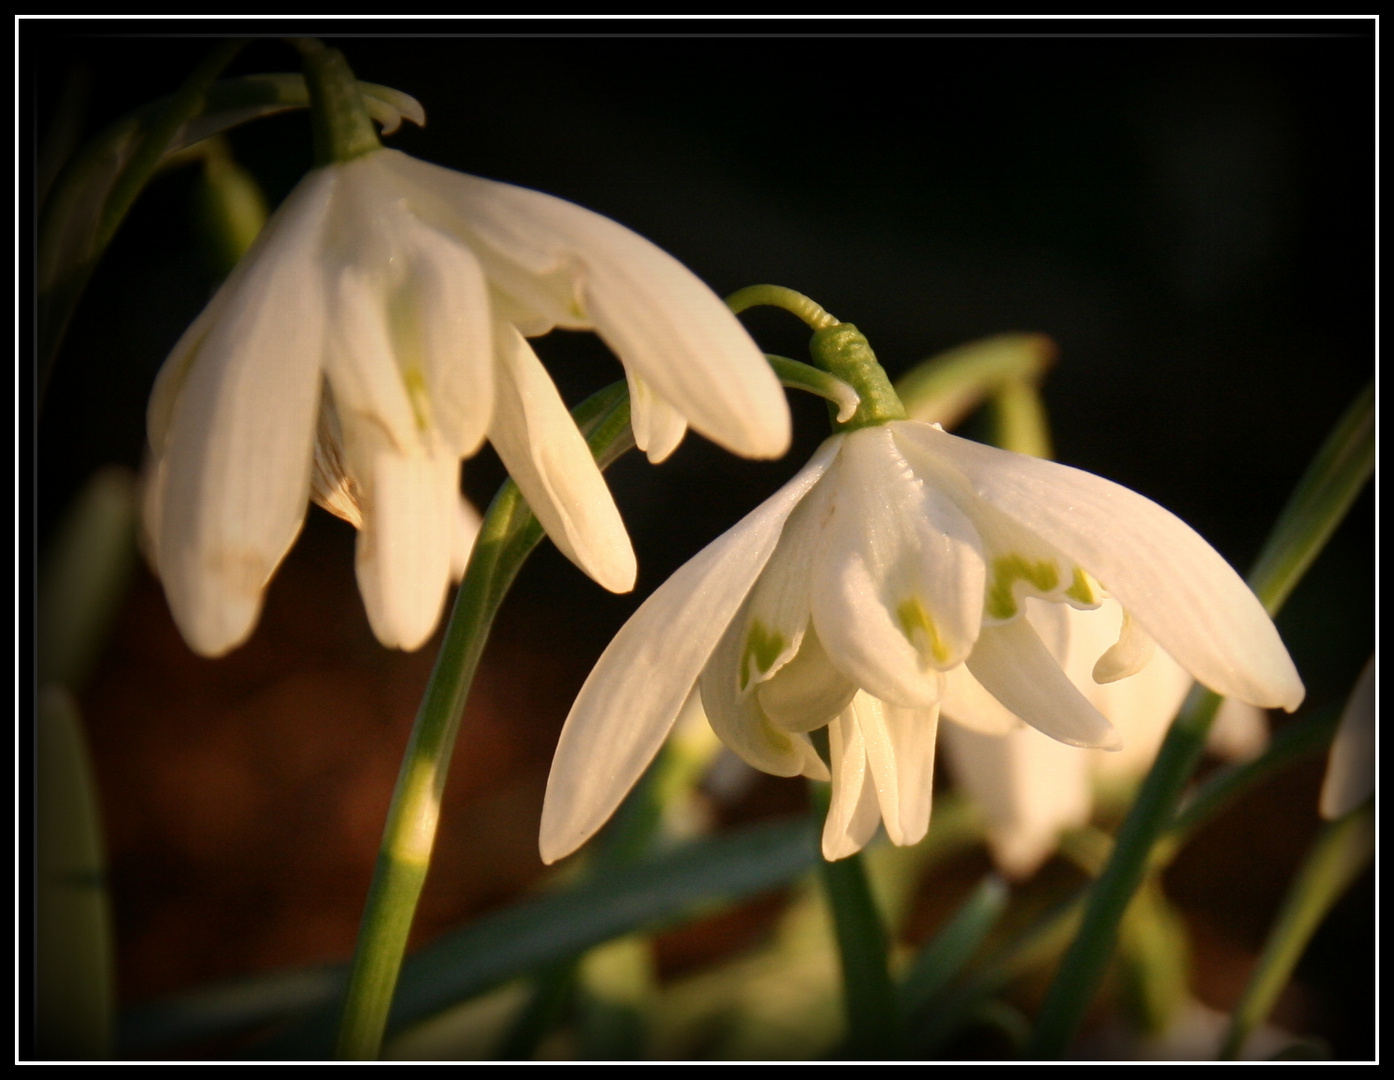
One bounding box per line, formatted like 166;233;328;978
541;318;1303;863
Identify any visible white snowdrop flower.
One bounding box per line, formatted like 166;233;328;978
540;419;1303;863
144;148;789;657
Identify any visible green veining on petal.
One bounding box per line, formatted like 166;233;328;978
740;621;785;692
897;596;951;666
985;554;1059;620
1066;566;1099;606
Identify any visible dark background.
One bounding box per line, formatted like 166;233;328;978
28;21;1374;1058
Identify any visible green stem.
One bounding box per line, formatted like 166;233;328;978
726;283;838;330
334;384;633;1060
1219;803;1374;1059
808;324;907;431
767;354;861;421
809;785;900;1058
1025;381;1376;1059
292;38;382;165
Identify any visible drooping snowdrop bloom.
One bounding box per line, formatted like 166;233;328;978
939;598;1270;878
144;147;789;657
541;418;1303;863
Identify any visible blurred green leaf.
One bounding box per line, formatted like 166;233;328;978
37;687;114;1059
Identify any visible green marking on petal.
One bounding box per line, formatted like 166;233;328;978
740;621;785;691
402;367;431;432
1066;566;1099;606
897;596;951;666
985;554;1060;620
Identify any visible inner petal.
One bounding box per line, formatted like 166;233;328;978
757;623;859;733
699;599;830;781
1092;608;1157;684
811;427;986;708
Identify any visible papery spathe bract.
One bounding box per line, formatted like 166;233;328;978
145;148;790;657
541;420;1303;864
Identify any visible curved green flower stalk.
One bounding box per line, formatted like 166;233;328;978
1027;380;1375;1059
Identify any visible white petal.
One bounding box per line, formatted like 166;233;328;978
146;169;336;455
823;707;884;860
1320;657;1375;820
812;427;985;707
377;150;587;331
756;625;859;734
149;170;334;657
1092;609;1157;684
940;663;1024;736
941;720;1092;879
967;618;1122;750
699;602;830;780
626;369;689;464
907;421;1305;712
489;324;636;595
354;452;456;650
325;265;423;456
1054;601;1192;780
381;150;791;460
736;471;835;691
581;244;790;461
393;215;496;458
856;693;938;847
540;439;842;864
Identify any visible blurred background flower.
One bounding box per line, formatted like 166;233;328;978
29;25;1372;1058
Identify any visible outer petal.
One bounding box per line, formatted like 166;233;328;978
812;426;985;707
540;439;843;863
905;421;1304;712
967;618;1122;750
489;324;637;595
380;150;791;461
149;170;334;657
354;451;457;651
